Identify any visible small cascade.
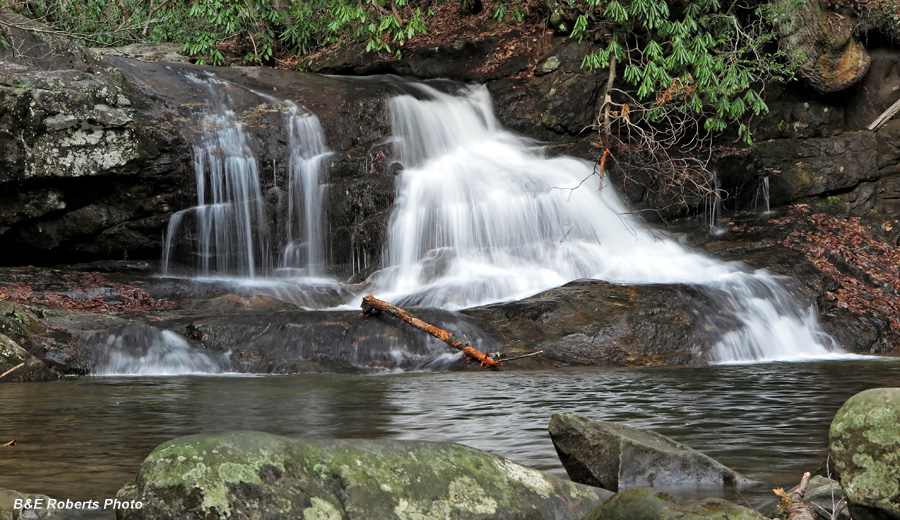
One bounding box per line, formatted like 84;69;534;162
93;325;231;376
281;104;331;276
705;167;725;235
161;74;332;281
161;74;270;277
755;176;772;214
369;83;842;363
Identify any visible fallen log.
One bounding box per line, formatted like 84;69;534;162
361;294;502;368
0;363;24;380
774;472;815;520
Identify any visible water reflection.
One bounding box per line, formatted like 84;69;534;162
1;360;899;517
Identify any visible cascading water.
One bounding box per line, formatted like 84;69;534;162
755;176;772;214
93;325;232;376
162;75;271;278
369;83;842;363
161;74;332;281
281;104;331;277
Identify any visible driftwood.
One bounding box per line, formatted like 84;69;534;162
869;97;900;132
361;294;502;368
774;472;815;520
1;440;16;447
0;363;24;380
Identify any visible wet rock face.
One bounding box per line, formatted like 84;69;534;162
464;279;731;366
0;13;194;266
548;413;752;492
115;431;611;520
0;15;400;273
829;388;900;520
584;487;766;520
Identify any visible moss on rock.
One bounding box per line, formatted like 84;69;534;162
117;431;612;520
829;387;900;519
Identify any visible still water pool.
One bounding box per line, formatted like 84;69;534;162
2;359;899;517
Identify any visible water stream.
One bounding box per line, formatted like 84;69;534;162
2;361;899;518
156;76;844;367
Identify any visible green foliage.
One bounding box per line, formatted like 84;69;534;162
185;0;283;64
178;0;431;65
578;0;795;145
7;0;430;66
6;0;210;47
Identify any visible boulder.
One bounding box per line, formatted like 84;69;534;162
464;279;739;367
548;413;752;491
584;487;766;520
830;388;900;520
115;431;612;520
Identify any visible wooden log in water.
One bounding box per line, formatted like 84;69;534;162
360;294;502;368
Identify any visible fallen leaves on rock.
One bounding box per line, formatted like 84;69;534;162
771;205;900;331
0;268;178;314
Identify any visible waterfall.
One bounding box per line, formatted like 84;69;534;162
755;176;772;214
369;84;842;362
161;74;331;280
281;104;331;277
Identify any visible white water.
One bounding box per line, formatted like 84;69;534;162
158;76;846;364
93;326;231;376
281;104;332;276
161;74;332;280
368;84;842;363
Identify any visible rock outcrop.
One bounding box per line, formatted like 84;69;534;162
830;388;900;520
548;413;752;491
0;12;193;265
116;431;612;520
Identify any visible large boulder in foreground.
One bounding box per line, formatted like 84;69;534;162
585;487;766;520
830;388;900;520
116;431;611;520
549;413;752;492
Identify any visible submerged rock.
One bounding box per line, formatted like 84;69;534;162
548;413;752;492
115;431;611;520
585;487;766;520
830;388;900;520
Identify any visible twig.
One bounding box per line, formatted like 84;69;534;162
499;350;544;362
0;363;24;380
868;97;900;132
1;440;16;447
774;472;815;520
143;0;172;37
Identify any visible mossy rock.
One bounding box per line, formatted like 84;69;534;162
584;487;766;520
116;431;612;519
830;388;900;520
